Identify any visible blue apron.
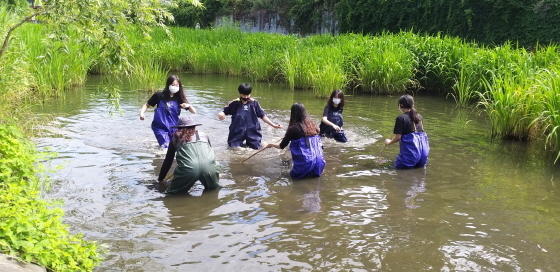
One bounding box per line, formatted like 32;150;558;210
394;132;430;169
320;107;347;142
289;135;326;178
152;99;180;148
228;101;262;149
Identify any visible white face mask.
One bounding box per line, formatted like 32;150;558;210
333;98;341;105
169;85;180;94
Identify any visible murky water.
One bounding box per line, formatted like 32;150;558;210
34;74;560;271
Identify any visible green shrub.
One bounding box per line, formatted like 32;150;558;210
0;124;102;271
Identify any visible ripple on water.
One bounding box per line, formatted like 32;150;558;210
33;75;560;271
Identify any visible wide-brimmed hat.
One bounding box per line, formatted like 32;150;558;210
172;116;202;128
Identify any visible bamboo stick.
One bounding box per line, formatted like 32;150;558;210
241;138;283;163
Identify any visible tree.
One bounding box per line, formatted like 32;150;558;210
0;0;202;71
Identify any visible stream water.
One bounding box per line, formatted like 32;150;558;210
33;74;560;271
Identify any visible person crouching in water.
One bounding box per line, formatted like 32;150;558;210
158;116;220;194
320;89;348;142
384;94;430;169
267;103;326;178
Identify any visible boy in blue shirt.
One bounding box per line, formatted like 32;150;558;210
218;83;282;149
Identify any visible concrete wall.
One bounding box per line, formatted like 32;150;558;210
215;11;338;35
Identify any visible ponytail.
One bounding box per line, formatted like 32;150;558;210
409;108;420;124
398;94;420;124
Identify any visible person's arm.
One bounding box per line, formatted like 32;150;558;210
158;143;177;182
141;93;159;120
384;134;401;145
268;125;301;149
140;103;150;120
218;100;236;120
321;116;341;131
320;105;340;131
253;100;281;128
384;115;404;145
181;103;197;114
267;143;281;149
262;115;282;129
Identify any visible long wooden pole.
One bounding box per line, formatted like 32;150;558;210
163;172;174;183
376;134;393;161
241;138;283;163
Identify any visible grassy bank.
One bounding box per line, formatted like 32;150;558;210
0;18;101;272
128;27;560;160
5;24;560;159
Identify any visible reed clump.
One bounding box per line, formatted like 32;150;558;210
5;22;560;162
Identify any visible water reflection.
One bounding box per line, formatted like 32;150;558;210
388;168;427;210
160;190;223;232
297;178;323;213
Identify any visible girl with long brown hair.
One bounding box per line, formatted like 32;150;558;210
267;103;325;178
140;75;197;148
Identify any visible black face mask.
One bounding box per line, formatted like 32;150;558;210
240;96;250;101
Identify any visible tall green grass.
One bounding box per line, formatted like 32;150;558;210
6;22;560;162
348;35;417;94
533;67;560;162
478;69;541;140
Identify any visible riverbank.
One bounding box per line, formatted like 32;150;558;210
0;124;101;271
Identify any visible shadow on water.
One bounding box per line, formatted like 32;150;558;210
32;74;560;271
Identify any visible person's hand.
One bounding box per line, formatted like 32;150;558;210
272;123;282;129
266;143;274;148
218;112;226;120
332;124;341;131
384;138;392;145
180;103;190;109
140;113;145;121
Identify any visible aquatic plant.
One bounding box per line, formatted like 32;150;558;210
351;35;417;94
128;57;169;92
533;67;560;162
477;69;541;140
399;32;464;93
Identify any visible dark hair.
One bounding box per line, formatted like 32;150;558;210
173;127;196;145
327;89;345;108
163;75;188;104
398;94;421;124
287;103;319;136
238;83;252;95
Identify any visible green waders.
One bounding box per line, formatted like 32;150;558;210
165;140;220;194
